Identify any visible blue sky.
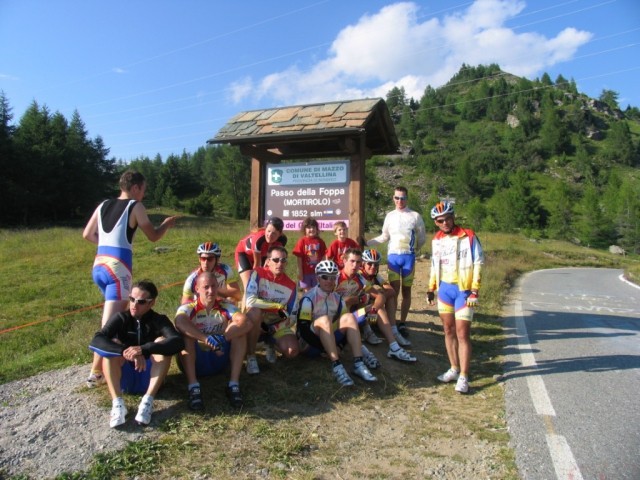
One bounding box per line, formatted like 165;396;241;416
1;0;638;161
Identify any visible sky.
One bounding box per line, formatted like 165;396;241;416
1;0;639;162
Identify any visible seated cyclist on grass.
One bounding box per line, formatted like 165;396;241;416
296;260;378;387
89;279;184;428
175;272;253;410
244;246;299;375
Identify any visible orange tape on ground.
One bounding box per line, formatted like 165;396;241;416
0;281;183;336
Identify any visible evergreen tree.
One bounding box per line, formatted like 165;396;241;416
539;94;571;156
397;104;416;142
540;72;553;86
599;89;620;110
0;92;18;225
216;145;251;218
546;181;574;239
488;171;543;232
575;183;615;247
465;197;487;231
615;178;640;253
605;121;636;166
554;74;568;89
386;86;407;121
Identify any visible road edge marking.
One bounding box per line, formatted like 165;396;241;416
515;300;585;480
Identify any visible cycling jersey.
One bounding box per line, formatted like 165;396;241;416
428;226;483;292
360;270;387;289
335;270;367;298
367;207;426;255
89;309;184;358
175;298;238;335
92;199;138;301
234;229;287;272
297;286;348;354
297;285;345;325
182;262;239;302
245;266;297;323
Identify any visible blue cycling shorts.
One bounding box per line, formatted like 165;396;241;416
387;253;416;286
437;281;474;322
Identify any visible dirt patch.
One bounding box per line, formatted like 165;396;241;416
0;259;512;479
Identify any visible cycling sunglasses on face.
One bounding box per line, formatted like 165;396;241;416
129;297;152;305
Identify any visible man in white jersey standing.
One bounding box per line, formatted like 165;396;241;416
367;186;426;337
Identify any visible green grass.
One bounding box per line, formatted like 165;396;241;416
1;213;638;479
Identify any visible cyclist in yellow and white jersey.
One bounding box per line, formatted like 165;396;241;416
426;201;484;394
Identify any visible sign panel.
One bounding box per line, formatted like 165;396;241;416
265;160;350;231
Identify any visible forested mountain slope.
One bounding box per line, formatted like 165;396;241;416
365;64;640;252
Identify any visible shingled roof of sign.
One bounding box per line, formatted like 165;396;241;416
208;98;399;157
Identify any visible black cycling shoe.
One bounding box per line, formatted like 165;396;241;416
397;323;409;337
188;386;204;411
226;384;244;408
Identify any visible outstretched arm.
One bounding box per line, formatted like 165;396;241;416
132;203;178;242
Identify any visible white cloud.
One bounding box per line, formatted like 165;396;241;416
0;73;19;81
112;67;127;74
229;0;592;105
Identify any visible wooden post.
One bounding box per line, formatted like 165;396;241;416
249;156;262;230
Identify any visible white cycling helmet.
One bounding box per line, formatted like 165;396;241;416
362;249;381;263
430;201;455;219
315;260;339;276
196;242;221;257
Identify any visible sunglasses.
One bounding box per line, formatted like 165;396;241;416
435;216;453;224
364;262;378;267
319;274;337;281
269;257;287;263
393;196;407;201
129;297;152;305
200;256;217;261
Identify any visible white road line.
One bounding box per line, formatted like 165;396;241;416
546;434;585;480
515;301;584;480
619;273;640;290
514;301;555;416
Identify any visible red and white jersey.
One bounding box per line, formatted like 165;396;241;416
175;298;237;335
234;229;287;268
335;270;367;298
245;266;297;316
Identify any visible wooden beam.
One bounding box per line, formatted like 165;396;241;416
249;157;263;230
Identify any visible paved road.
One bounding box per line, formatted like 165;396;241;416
503;268;640;479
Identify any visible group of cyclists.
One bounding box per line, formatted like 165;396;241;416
84;171;483;428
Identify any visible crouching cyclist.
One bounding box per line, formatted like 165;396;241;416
360;249;416;363
296;260;378;386
244;246;299;374
89;279;185;428
175;272;253;409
